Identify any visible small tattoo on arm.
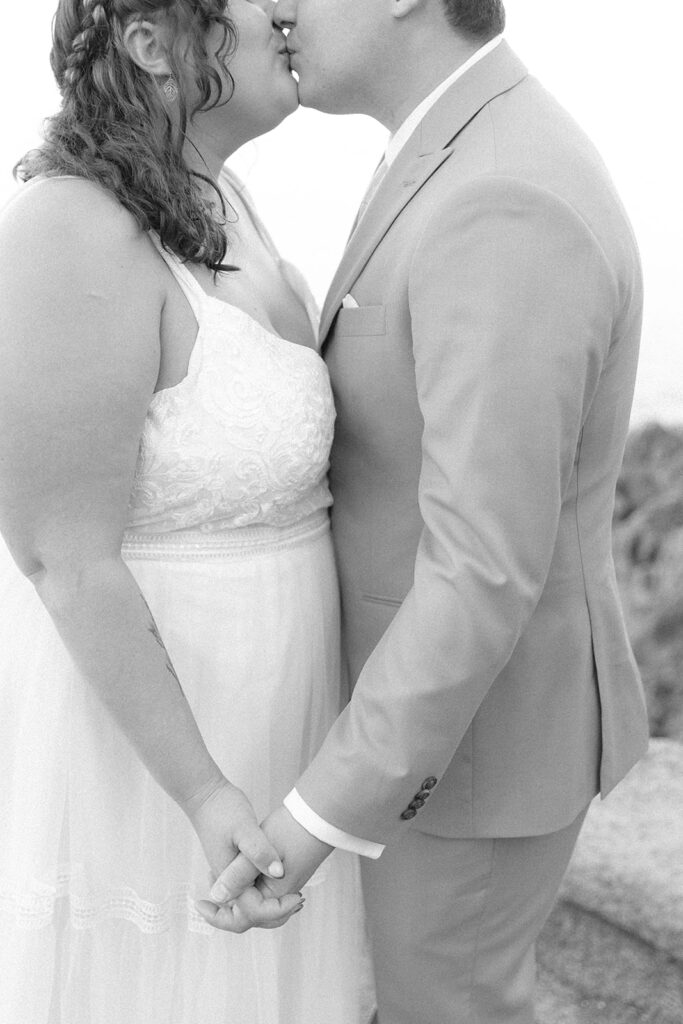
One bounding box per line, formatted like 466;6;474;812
140;594;183;691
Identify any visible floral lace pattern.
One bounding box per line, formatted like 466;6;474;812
126;253;335;536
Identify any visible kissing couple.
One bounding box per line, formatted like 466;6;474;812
0;1;648;1022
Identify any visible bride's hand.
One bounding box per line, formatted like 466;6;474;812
186;776;305;932
182;775;284;885
196;884;305;934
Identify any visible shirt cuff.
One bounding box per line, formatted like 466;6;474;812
284;789;385;860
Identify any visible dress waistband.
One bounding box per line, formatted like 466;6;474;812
121;510;329;561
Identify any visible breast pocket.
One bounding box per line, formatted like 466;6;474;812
334;304;387;338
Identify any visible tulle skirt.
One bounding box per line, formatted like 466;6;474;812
0;512;374;1023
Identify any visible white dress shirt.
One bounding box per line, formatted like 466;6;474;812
284;34;505;860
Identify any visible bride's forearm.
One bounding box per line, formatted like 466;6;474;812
32;556;224;811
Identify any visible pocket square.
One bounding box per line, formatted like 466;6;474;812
342;294;359;309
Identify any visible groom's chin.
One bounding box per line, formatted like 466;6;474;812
291;76;314;111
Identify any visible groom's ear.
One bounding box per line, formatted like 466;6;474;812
391;0;427;20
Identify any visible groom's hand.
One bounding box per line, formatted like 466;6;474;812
259;805;333;897
207;805;333;905
195;807;331;933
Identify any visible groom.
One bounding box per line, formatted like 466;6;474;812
213;1;649;1019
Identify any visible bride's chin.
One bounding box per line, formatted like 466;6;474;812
242;79;300;137
260;94;300;135
279;78;301;116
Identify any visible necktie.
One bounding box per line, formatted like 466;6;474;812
349;156;389;237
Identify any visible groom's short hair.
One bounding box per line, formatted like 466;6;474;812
441;0;506;39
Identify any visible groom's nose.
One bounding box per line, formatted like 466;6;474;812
273;0;296;30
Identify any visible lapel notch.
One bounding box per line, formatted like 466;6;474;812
319;146;453;341
319;42;529;345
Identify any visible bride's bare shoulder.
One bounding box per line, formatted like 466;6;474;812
0;176;146;261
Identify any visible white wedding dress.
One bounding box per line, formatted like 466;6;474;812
0;174;374;1023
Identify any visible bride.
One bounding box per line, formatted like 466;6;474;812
0;0;373;1020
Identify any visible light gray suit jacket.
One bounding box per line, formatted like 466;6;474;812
296;42;649;843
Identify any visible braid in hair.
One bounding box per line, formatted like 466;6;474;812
62;1;112;91
16;1;240;273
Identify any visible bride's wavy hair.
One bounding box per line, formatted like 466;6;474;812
16;0;238;271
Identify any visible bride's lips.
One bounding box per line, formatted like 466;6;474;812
276;42;292;66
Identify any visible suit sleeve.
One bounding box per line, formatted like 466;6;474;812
296;177;619;844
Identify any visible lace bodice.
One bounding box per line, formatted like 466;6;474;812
125;234;334;536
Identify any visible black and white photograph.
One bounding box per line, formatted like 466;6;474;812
0;1;681;1022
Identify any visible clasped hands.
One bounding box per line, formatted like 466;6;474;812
187;778;332;933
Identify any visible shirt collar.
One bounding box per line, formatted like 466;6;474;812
385;34;504;168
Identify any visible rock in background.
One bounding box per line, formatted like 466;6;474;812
535;424;683;1022
613;422;683;740
538;741;683;1024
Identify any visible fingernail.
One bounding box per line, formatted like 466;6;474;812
209;883;229;903
268;861;284;878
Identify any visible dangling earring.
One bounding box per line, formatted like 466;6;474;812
163;75;178;102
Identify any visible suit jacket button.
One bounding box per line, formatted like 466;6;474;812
417;789;432;801
422;777;438;790
400;809;417;821
409;798;425;810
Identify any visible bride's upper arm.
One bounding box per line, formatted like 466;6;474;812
0;179;164;579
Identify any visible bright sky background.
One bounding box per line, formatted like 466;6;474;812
1;0;681;424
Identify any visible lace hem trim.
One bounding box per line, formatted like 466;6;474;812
0;871;213;935
0;857;332;934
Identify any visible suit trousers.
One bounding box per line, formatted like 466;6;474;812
362;805;588;1024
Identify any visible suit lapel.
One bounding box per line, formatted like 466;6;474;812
320;145;453;341
320;42;528;345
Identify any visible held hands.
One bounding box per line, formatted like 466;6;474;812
197;804;333;933
183;777;305;932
